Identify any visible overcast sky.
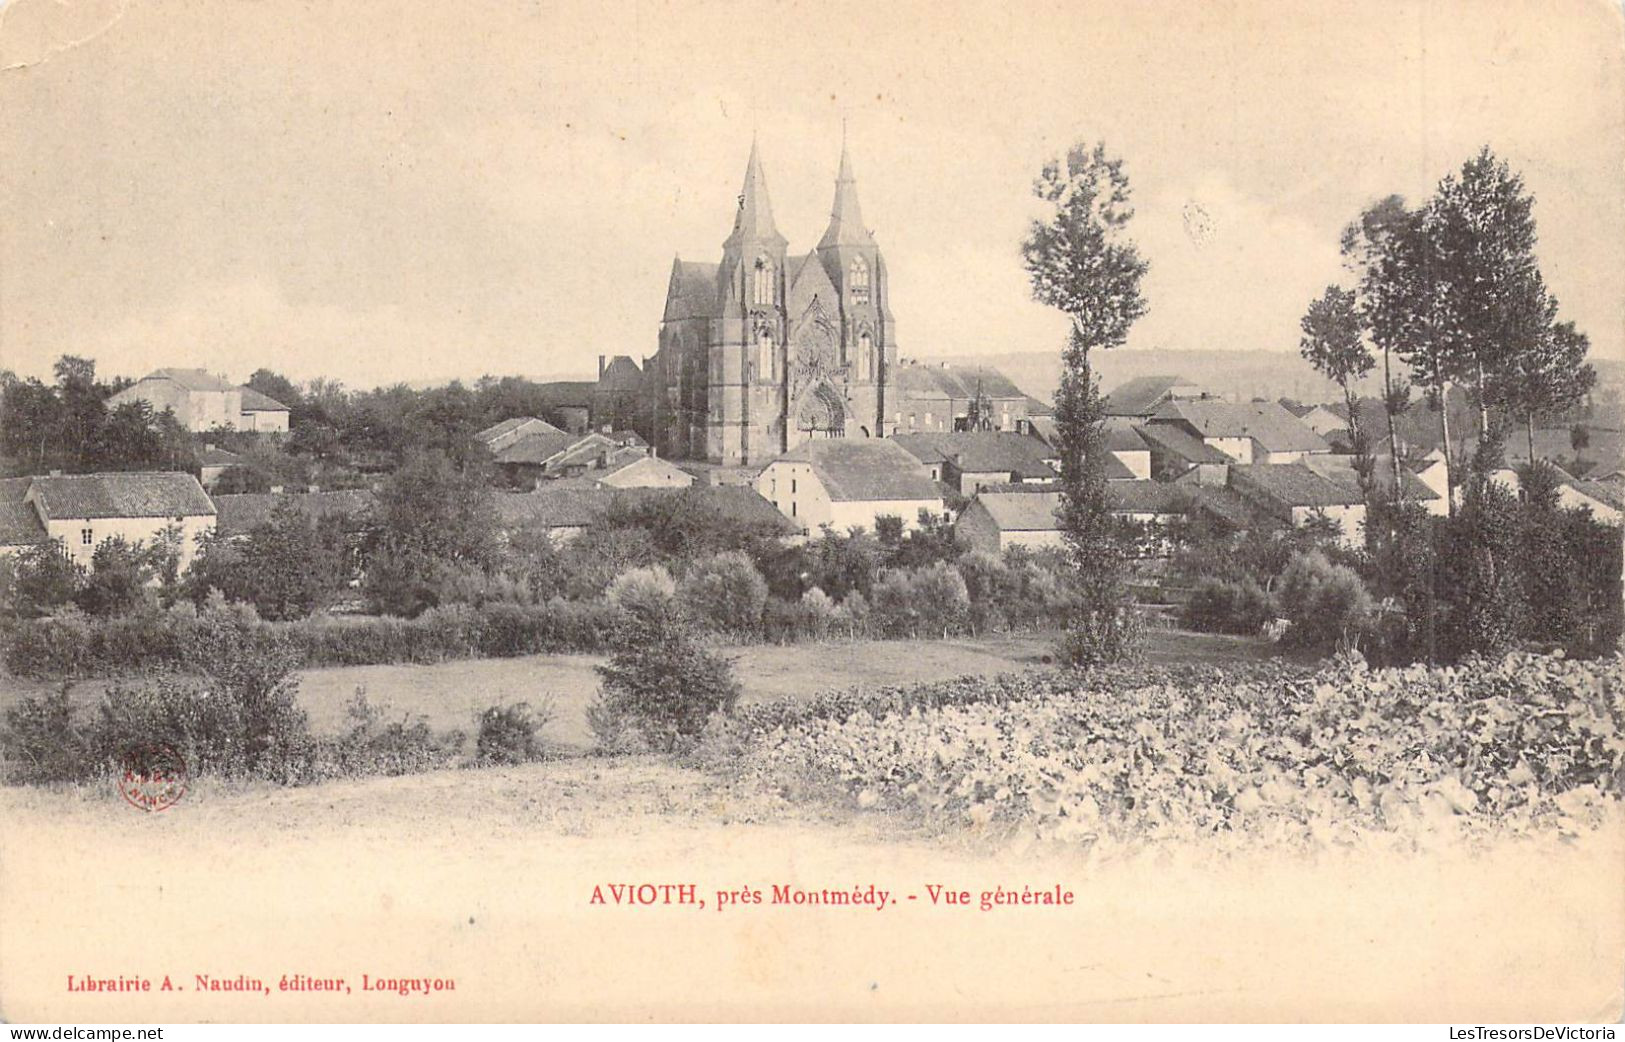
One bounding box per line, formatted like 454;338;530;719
1;0;1621;388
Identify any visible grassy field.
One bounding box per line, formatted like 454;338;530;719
0;628;1280;751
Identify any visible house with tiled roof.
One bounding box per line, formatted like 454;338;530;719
1102;375;1210;419
891;431;1059;495
1134;421;1233;484
496;484;791;543
0;472;216;567
1148;400;1329;464
214;489;377;539
755;438;944;535
889;361;1038;434
1020;416;1151;480
955;481;1251;554
476;416;565;454
1303;454;1447;516
1227;463;1365;546
595;454;695;490
1558;480;1624;524
197;443;245;490
238;386;291;433
109;369;289;433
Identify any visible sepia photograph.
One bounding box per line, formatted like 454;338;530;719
0;0;1621;1026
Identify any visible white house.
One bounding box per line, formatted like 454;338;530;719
756;439;945;535
110;369;290;434
1557;480;1624;524
4;472;216;568
595;454;695;489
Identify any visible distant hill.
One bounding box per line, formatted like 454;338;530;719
930;348;1625;415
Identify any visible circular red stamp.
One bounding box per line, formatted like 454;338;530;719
116;742;189;812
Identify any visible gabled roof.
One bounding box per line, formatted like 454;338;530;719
1152;400;1329;453
476;416;564;446
1303;454;1440;501
0;477;46;547
891;363;1027;402
198;446;244;466
1229;463;1364;508
28;472;216;520
1026;415;1060;447
771;439;942;503
497;485;793;533
967;480;1197;531
1102;375;1204;417
663;259;721;321
971;489;1062;531
1023;395;1055;417
214;489;377;537
494;431;581;466
1133;421;1233;464
1102;417;1150;454
890;432;1057;478
141;368;240;392
1565;480;1625;513
239;386;289;412
596;455;695;489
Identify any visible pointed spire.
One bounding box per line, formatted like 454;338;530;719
724;137;786;251
819;132;875;250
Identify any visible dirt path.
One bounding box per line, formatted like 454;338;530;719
1;759;1619;1022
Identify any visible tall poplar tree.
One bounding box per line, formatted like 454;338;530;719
1020;142;1149;665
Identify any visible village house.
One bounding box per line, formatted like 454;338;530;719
1557;480;1625;524
0;472;216;568
954;481;1253;554
1302;454;1447;516
1147;400;1329;465
1134;422;1232;484
213;489;378;539
1102;375;1212;419
1281;401;1350;439
594;454;694;489
891;431;1058;495
197;444;245;490
109;369;290;434
1020;416;1151;480
1227;463;1366;546
756;438;945;535
495;485;791;543
476;416;565;455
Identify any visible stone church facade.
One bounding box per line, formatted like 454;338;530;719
649;140;898;465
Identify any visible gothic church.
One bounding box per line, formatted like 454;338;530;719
651;139;897;465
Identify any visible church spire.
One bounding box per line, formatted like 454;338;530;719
724;136;787;251
818;133;875;250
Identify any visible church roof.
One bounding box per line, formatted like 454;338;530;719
787;251;839;315
723;139;787;252
817;139;875;250
597;355;643;391
663;259;720;321
892;363;1027;402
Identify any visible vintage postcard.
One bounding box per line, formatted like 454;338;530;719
1;0;1622;1025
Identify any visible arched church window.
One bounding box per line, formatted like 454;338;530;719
849;256;870;305
753;257;775;306
857;331;873;380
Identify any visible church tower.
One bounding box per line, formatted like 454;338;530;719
709;139;789;465
816;136;897;436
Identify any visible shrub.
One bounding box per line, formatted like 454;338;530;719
604;564;677;621
870;569;918;636
800;588;837;640
11;542;84;616
475;701;551;765
590;606;741;753
1276;550;1374;650
1182;577;1276;636
678;551;768;636
327;691;462;777
912;561;971;637
0;684;94;784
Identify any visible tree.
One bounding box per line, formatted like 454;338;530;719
1505;319;1596;463
52;355;107;469
589;596;741;752
1020;142;1149;665
1341;195;1413;496
75;537;153;617
1300;285;1376;516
